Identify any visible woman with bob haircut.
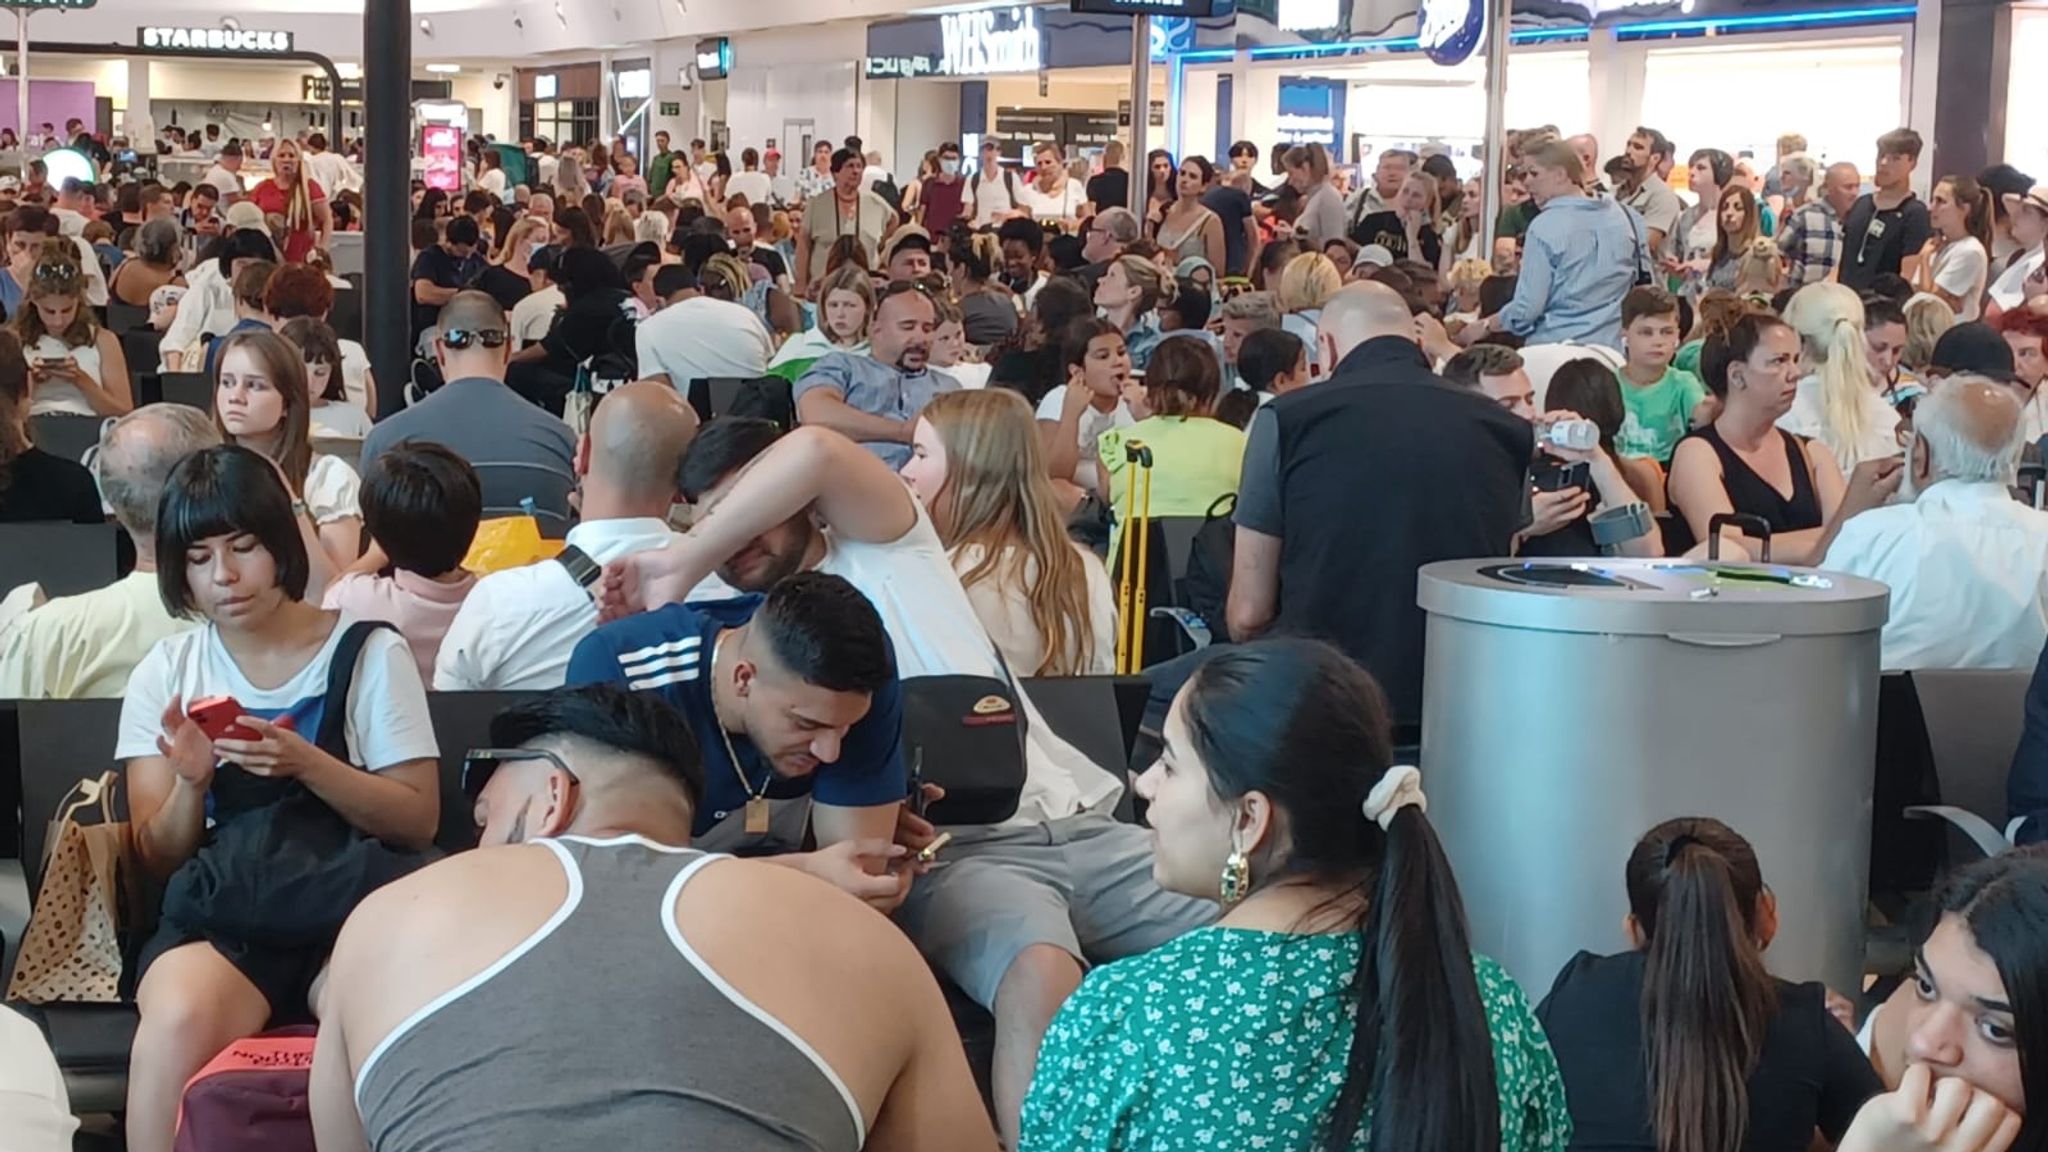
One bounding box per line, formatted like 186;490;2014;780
116;443;440;1152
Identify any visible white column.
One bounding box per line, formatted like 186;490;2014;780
1906;0;1938;196
1585;28;1639;165
126;57;151;137
1228;53;1250;146
599;51;615;142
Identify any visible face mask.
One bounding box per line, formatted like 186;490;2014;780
940;158;961;176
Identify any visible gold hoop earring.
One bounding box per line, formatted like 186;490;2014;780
1220;848;1251;906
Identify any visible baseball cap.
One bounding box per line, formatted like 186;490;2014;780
223;200;267;232
2003;183;2048;219
1357;243;1396;269
885;228;933;262
1929;320;2019;384
0;176;21;193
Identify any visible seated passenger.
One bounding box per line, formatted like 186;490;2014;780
1668;312;1849;562
608;422;1216;1145
0;1003;74;1151
0;404;219;697
1845;847;2045;1152
200;258;276;381
119;445;439;1152
362;292;577;525
434;380;705;690
1097;335;1246;560
1821;375;2048;670
1018;639;1571;1151
276;318;374;442
15;242;133;417
213;329;362;577
1537;818;1881;1152
901;389;1116;675
793;280;959;469
311;686;997;1152
322;442;481;683
570;571;910;905
0;328;101;523
1036;318;1133;499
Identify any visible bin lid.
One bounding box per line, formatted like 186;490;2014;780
1418;558;1890;637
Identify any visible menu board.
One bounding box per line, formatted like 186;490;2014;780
420;124;465;193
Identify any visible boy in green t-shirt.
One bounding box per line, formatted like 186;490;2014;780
1614;286;1709;463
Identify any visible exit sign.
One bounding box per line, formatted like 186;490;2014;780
659;101;680;116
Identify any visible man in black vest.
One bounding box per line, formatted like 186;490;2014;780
1227;282;1531;731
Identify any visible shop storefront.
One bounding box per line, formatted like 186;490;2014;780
862;3;1231;170
1169;0;1915;178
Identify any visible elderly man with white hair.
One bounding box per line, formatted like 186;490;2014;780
1821;374;2048;670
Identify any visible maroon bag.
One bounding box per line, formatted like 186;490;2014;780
172;1026;317;1152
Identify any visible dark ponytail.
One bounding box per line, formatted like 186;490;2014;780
1627;818;1777;1152
1946;174;1996;253
1181;639;1500;1152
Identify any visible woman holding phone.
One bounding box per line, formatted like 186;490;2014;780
12;243;131;416
116;444;439;1152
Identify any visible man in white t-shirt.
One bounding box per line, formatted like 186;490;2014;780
50;178;90;236
969;141;1022;229
605;423;1214;1147
1989;185;2048;322
725;146;774;209
203;142;246;200
434;383;728;691
0;1004;77;1151
634;264;774;391
304;131;361;198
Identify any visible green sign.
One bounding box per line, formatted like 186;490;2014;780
660;101;681;116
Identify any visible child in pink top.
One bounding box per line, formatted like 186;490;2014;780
322;442;481;681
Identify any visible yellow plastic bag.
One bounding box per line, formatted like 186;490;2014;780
462;516;565;576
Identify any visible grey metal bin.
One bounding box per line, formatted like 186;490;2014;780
1417;559;1890;997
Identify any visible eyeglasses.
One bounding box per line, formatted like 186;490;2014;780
440;328;510;350
462;746;582;799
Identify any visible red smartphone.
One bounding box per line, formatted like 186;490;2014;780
188;695;261;742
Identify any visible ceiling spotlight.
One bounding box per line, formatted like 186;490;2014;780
513;15;524;27
220;16;241;31
417;17;434;35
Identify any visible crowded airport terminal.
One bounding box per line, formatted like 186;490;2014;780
3;0;2048;1148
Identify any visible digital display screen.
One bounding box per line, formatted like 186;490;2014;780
1070;0;1219;16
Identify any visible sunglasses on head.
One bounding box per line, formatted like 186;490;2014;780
461;746;581;800
440;328;510;350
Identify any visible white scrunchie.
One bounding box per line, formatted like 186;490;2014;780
1363;765;1426;830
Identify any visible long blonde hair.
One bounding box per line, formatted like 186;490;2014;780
1782;282;1877;463
270;140;316;234
921;390;1102;676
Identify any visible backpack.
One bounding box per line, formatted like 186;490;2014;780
172;1026;318;1152
1181;493;1238;644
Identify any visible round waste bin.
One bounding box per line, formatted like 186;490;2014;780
1417;559;1890;998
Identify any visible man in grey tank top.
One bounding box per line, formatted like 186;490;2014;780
309;686;997;1152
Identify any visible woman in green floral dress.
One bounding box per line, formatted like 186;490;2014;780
1019;639;1573;1152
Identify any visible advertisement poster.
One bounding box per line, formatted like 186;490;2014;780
420;124;464;193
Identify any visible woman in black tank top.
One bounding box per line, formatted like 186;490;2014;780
1668;312;1847;563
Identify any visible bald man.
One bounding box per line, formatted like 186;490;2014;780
1781;161;1861;286
1567;134;1604;193
434;380;720;691
1822;374;2048;671
1230;280;1532;726
361;291;579;528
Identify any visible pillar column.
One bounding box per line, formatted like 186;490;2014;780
365;0;412;419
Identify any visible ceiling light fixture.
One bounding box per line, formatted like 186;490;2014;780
425;63;461;73
418;17;434;35
220;16;241;31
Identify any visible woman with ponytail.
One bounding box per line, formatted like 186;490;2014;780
1020;639;1571;1152
1781;282;1903;469
1538;818;1880;1152
1914;174;1996;321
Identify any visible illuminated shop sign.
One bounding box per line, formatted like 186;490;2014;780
139;26;295;53
940;6;1042;75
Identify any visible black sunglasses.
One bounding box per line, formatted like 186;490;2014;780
462;746;581;799
441;328;510;350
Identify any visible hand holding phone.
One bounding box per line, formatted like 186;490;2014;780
187;696;293;743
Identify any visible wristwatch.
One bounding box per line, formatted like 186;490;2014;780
291;498;309;519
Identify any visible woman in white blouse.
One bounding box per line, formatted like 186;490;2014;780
1015;143;1088;227
900;388;1116;676
211;329;362;582
1914;174;1995;322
